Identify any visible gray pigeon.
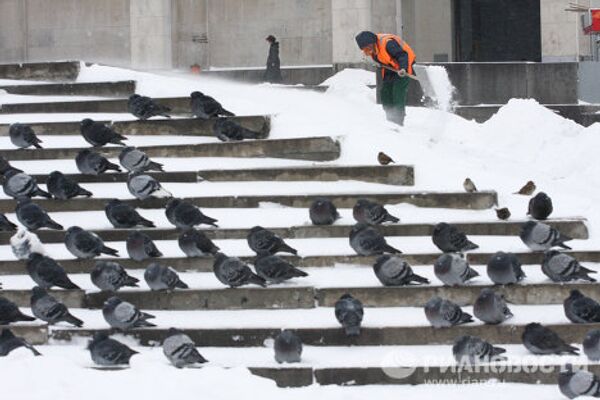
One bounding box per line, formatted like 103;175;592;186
432;222;479;253
334;294;364;336
127;172;172;200
373;255;429;286
558;364;600;399
0;329;41;356
165;198;218;229
178;228;220;257
247;226;297;256
190;91;235;119
213;252;266;288
46;171;93;200
0;213;17;231
522;322;579;355
254;254;308;284
80;118;127;147
91;261;139;292
486;251;525;285
520;221;572;251
542;250;595;282
473;288;513;325
352;198;399;225
2;170;51;199
584;330;600;361
349;223;402;256
15;198;63;230
102;296;156;330
309;197;340;225
26;253;80;290
128;94;171;120
434;253;479;286
9;123;42;149
0;296;36;325
212;118;261;141
88;332;138;366
119;147;164;173
75;149;121;175
10;228;45;260
64;226;119;259
163;328;208;368
144;262;188;291
564;289;600;324
126;231;162;261
424;296;473;328
528;192;553;220
105;199;155;228
452;335;506;364
274;330;302;363
30;286;83;327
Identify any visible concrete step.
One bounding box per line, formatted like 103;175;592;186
0;136;339;162
0;81;135;97
0;61;80;81
0;324;48;345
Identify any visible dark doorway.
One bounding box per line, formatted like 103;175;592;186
453;0;541;61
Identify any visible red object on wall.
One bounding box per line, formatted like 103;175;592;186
592;9;600;32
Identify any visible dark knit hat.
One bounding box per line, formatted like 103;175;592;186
355;31;377;49
266;35;276;42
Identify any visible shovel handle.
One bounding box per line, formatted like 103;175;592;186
376;62;419;81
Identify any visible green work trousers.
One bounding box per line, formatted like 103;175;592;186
380;77;410;126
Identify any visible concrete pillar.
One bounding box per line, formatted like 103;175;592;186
401;0;452;62
331;0;372;65
130;0;173;69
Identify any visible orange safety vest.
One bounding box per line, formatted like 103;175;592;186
375;33;416;77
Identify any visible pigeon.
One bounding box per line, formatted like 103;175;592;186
212;118;261;141
377;151;394;165
432;222;479;253
119;147;164;173
2;170;51;199
558;364;600;399
247;226;298;256
64;226;119;259
26;253;80;290
349;223;402;256
528;192;553;220
520;221;572;251
105;199;155;228
10;228;45;260
46;171;93;200
80;118;127;147
0;213;17;231
473;288;513;325
434;253;479;286
178;228;220;257
463;178;477;193
452;335;506;364
564;290;600;324
514;180;536;195
372;254;429;286
486;251;525;285
30;286;83;327
522;322;579;355
0;296;36;325
212;252;266;288
424;296;473;328
128;94;171;120
9;123;43;149
309;197;340;225
352;199;400;225
75;149;121;175
0;156;22;176
495;207;511;220
91;261;139;292
163;328;208;368
542;250;595;282
15;198;63;230
144;262;188;291
584;330;600;361
0;329;41;356
126;231;162;261
127;172;172;200
102;296;156;330
274;330;303;364
254;254;308;284
165;198;218;229
88;332;138;366
334;294;364;336
190;91;235;119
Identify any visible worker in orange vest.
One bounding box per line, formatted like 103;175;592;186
355;31;416;126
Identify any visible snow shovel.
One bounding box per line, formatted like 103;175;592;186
372;61;438;103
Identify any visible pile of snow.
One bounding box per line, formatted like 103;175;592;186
421;65;456;111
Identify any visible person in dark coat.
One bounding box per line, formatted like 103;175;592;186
264;35;282;83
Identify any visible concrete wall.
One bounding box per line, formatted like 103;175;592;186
579;61;600;102
0;0;26;62
170;0;208;69
130;0;171;69
400;0;453;62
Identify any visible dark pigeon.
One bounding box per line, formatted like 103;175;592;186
105;199;155;228
26;253;80;290
75;149;121;175
434;253;479;286
520;221;572;251
309;197;340;225
432;222;479;253
528;192;553;220
424;296;473;328
486;251;525;285
163;328;208;368
522;322;579;355
473;288;513;325
558;364;600;399
165;198;218;229
373;254;429;286
80;119;127;147
91;261;139;292
2;170;51;199
126;231;162;261
274;330;302;364
30;286;83;327
352;198;399;225
9;123;42;149
247;226;297;256
178;228;220;257
119;147;164;173
564;289;600;324
88;332;138;366
213;252;266;288
144;262;188;291
335;294;364;336
349;223;402;256
0;156;22;176
0;296;36;325
212;118;261;141
127;172;172;200
542;250;595;282
0;213;18;231
190;91;235;119
0;329;41;356
46;171;93;200
584;330;600;361
452;335;506;364
254;254;308;284
102;296;156;330
64;226;119;259
16;198;63;230
128;94;171;120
